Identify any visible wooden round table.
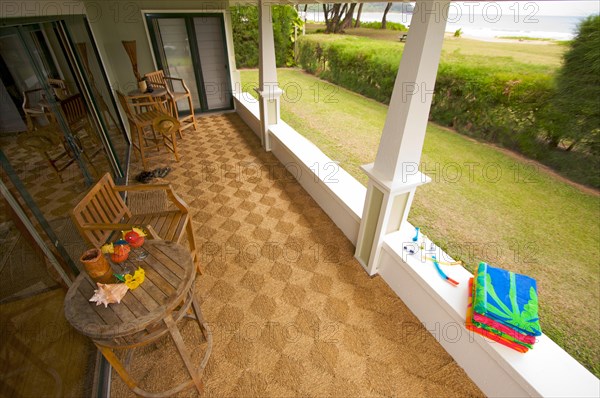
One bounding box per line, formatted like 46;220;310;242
127;87;168;98
127;87;173;114
64;240;211;396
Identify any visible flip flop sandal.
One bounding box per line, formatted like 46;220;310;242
154;167;171;178
160;167;171;178
135;171;154;183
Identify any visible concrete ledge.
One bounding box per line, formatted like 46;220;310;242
379;224;599;398
233;93;261;139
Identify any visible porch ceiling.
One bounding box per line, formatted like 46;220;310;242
224;0;553;4
115;113;483;396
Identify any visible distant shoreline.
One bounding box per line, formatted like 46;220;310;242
303;11;581;41
455;33;561;45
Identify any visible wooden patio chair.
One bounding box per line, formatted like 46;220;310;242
145;70;198;136
48;78;70;99
116;91;180;169
59;93;103;171
22;88;52;130
17;122;78;182
70;173;200;272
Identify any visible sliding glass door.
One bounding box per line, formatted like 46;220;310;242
60;16;129;176
146;13;233;113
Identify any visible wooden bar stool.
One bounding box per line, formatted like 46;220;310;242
145;70;198;137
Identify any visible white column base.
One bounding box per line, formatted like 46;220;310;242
256;87;283;151
355;163;431;275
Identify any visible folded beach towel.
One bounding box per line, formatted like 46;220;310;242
468;278;533;349
466;278;529;353
473;262;542;336
473;313;537;345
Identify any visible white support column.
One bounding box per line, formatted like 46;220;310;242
355;0;449;275
257;0;282;151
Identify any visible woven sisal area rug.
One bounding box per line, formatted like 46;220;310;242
112;112;483;397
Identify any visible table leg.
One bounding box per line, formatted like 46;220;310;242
192;293;212;345
96;343;195;397
96;344;139;391
163;314;204;394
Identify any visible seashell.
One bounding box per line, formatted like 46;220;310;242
89;283;130;308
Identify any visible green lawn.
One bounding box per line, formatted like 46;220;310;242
240;68;600;377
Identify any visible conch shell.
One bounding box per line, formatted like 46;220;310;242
89;283;129;308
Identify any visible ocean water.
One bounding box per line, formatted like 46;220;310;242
306;10;588;41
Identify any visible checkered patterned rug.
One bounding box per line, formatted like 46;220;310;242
110;112;483;397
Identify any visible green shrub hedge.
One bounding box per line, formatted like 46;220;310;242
231;5;301;68
355;21;407;31
296;35;599;188
297;36;401;103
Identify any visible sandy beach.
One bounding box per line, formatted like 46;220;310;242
459;34;559;45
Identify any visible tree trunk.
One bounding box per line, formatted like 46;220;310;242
323;4;330;31
324;3;355;33
381;2;393;29
354;3;364;28
341;3;357;30
332;4;347;31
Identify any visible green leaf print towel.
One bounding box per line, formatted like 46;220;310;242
473;262;542;336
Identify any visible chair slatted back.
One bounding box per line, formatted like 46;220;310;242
59;94;88;126
48;78;69;99
145;70;167;88
71;173;131;248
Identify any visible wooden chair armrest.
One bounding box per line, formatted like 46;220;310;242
113;184;190;213
81;222;137;231
83;223;162;238
126;94;154;101
144;225;161;240
163;76;191;94
113;183;171;192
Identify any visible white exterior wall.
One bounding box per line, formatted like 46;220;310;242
0;1;87;17
81;1;238;97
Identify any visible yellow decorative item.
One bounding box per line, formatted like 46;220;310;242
124;267;145;290
132;227;147;237
101;243;115;254
122;227;147;239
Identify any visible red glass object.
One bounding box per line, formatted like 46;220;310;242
125;231;145;248
111;243;131;263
